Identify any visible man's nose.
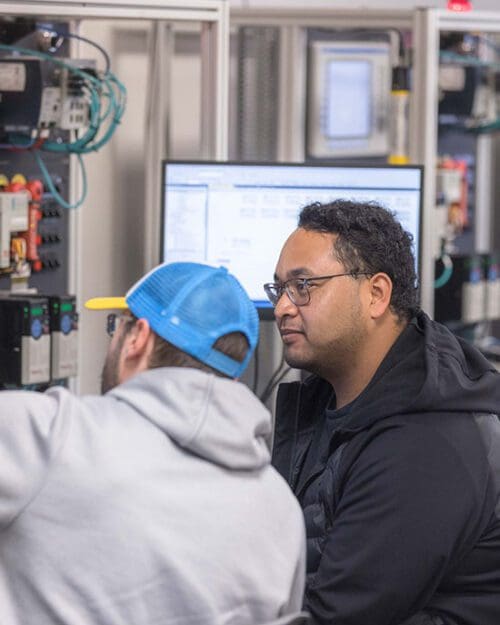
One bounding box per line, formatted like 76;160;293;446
274;289;298;322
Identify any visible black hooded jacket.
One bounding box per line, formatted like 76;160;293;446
272;312;500;625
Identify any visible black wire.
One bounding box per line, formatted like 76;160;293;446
41;29;111;74
261;346;285;397
260;365;292;404
259;344;287;403
252;341;259;393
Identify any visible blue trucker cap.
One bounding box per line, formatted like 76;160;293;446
86;262;259;378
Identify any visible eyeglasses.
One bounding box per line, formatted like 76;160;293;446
263;272;372;307
106;313;133;338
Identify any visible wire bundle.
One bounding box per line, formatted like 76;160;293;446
0;31;127;209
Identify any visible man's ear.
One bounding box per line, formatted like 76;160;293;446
367;272;393;320
123;318;155;366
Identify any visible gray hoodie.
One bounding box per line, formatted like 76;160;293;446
0;367;306;625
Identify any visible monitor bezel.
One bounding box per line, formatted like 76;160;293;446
160;159;424;321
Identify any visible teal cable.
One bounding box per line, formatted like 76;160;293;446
439;50;500;71
1;40;126;203
0;42;126;153
466;120;500;134
0;43;102;87
34;151;88;209
434;254;454;289
44;73;126;153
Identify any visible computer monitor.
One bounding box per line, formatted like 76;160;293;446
161;161;423;319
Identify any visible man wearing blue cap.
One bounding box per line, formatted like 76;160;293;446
0;262;306;625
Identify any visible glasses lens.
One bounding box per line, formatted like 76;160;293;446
264;283;280;306
287;279;309;306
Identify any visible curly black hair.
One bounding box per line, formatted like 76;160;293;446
298;200;419;321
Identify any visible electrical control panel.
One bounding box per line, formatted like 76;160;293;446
0;17;125;389
0;20;73;298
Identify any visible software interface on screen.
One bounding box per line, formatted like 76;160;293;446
161;162;423;310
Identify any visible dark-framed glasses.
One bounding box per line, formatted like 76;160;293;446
263;272;372;307
106;313;133;337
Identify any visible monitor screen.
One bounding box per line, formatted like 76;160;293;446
161;161;423;318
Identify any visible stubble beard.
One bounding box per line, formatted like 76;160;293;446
100;332;127;394
283;344;313;373
283;302;366;380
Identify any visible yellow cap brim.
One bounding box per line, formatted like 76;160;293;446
84;297;128;310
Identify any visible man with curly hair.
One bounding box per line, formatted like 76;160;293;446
264;200;500;625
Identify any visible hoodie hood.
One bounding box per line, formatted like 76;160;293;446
109;367;272;470
337;311;500;432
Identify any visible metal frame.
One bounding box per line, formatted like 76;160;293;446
411;8;500;314
230;8;414;30
0;0;227;21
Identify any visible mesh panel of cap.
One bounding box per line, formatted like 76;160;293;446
126;262;258;378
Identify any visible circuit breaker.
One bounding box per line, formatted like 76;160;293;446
47;294;78;379
0;295;51;385
7;293;79;383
